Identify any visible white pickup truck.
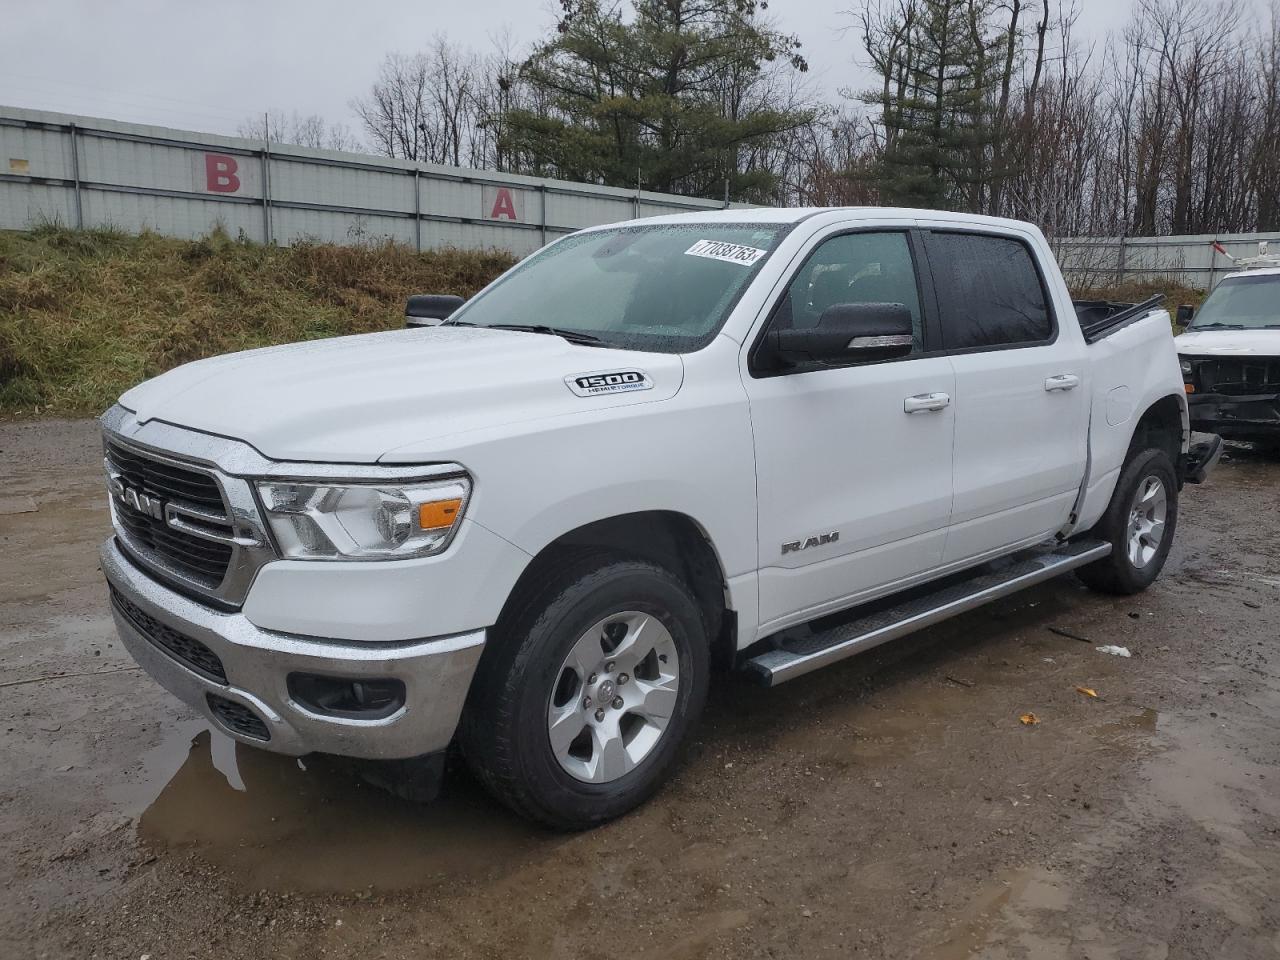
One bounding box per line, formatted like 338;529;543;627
101;208;1219;829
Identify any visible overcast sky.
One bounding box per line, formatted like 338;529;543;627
3;0;1133;143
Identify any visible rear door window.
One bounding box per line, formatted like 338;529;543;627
925;232;1054;350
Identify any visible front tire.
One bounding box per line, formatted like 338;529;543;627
1076;447;1178;595
459;553;709;830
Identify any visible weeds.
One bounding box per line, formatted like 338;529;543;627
0;228;514;417
0;225;1210;418
1069;278;1207;310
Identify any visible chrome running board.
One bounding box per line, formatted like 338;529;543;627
742;539;1111;687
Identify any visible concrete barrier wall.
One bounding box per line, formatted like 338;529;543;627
1054;233;1280;290
0;106;738;256
5;105;1271;285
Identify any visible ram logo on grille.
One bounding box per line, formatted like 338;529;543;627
106;467;165;519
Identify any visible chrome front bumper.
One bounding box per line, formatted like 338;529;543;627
101;537;485;759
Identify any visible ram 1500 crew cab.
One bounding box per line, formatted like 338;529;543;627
101;208;1219;829
1174;255;1280;445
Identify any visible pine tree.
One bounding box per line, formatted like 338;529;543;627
860;0;1006;210
499;0;814;202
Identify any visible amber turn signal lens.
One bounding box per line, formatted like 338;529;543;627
1184;383;1195;394
419;498;463;530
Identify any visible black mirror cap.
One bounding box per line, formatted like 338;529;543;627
406;294;465;327
1175;303;1195;328
771;302;915;364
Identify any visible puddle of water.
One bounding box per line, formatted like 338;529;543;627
926;868;1073;960
926;874;1018;960
1093;706;1159;744
135;728;554;893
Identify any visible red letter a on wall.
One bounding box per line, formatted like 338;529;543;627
490;187;517;220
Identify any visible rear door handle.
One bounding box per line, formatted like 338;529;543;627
904;392;951;414
1045;374;1080;392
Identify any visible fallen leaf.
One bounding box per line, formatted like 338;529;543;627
1075;687;1099;699
1019;713;1040;725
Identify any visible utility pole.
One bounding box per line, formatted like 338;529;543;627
261;111;273;245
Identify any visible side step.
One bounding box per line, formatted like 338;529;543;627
742;539;1111;687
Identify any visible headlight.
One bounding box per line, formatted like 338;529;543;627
1179;358;1193;376
256;477;470;560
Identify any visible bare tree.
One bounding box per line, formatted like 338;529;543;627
351;52;432;160
1254;4;1280;229
242;0;1280;234
351;36;532;169
237;111;357;151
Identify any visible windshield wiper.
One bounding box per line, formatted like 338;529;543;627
1189;322;1245;330
489;323;604;345
438;319;606;345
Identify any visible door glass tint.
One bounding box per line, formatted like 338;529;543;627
926;232;1053;349
774;232;923;350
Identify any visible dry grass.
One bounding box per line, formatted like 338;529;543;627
0;226;515;417
0;225;1208;418
1069;278;1208;311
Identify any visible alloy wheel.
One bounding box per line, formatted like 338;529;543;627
1126;475;1168;568
546;611;680;784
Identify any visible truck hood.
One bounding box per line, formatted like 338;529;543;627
119;327;685;463
1174;329;1280;356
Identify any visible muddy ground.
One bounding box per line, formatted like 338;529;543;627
1;418;1277;960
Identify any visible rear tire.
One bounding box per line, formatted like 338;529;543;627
1076;447;1178;595
459;552;708;830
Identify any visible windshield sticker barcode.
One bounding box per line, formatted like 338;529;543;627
684;239;767;266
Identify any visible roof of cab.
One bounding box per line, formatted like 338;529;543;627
1222;266;1280;281
593;205;1044;232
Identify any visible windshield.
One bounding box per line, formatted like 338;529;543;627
446;222;791;352
1189;274;1280;330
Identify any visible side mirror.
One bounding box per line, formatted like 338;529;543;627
769;302;915;365
1175;304;1194;329
406;294;465;328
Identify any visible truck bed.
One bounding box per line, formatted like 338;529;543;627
1073;295;1167;343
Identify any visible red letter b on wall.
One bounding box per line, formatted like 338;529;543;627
205;154;241;193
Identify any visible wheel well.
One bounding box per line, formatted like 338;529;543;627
1129;394;1185;480
498;511;735;668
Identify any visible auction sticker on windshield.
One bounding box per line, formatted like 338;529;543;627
685;239;768;266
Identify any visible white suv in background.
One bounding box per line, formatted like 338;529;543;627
1176;250;1280;447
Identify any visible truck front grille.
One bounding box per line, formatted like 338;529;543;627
105;441;233;590
1188;356;1280;395
110;585;228;683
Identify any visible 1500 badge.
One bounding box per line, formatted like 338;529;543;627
566;369;654;397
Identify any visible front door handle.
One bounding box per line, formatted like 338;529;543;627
1045;374;1080;392
904;392;951;414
